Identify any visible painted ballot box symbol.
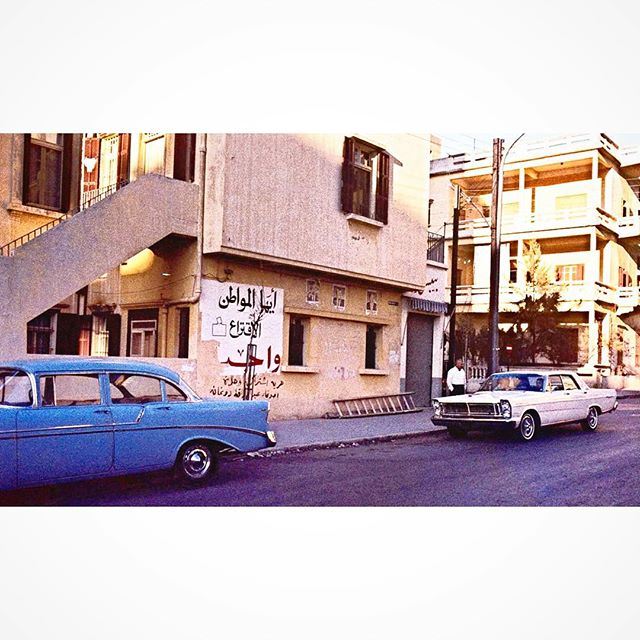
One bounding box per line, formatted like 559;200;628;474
211;317;227;337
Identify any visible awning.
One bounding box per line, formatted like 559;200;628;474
407;298;449;314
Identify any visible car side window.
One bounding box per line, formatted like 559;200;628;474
165;381;188;403
561;375;579;391
548;375;564;392
0;369;33;407
39;374;103;407
108;374;163;405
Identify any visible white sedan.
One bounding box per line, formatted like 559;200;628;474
432;370;618;442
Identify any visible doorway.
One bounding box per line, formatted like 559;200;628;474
405;313;434;407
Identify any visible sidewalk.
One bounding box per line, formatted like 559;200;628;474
265;390;638;453
270;409;439;452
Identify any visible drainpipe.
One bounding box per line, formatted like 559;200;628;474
161;134;207;356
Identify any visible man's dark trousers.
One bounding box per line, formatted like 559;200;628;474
450;385;465;396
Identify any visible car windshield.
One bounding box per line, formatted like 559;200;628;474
0;369;33;407
480;373;546;392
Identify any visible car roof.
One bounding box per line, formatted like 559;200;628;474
0;357;181;383
491;370;578;377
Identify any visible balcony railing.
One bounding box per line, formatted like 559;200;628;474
452;206;617;236
80;179;129;211
427;231;445;263
0;179;130;257
0;213;70;257
448;281;619;307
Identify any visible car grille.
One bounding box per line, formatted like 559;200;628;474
442;403;498;417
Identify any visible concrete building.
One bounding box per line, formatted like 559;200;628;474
430;133;640;389
0;133;446;418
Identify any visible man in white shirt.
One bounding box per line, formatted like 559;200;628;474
446;358;466;396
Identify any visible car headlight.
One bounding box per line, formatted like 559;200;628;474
499;399;512;419
433;400;442;416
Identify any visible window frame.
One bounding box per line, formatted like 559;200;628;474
364;324;380;370
37;372;106;408
341;136;391;224
0;369;36;409
287;315;307;367
556;263;585;283
22;133;73;212
106;372;164;406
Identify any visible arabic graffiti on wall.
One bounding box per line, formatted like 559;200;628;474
210;374;285;400
200;280;284;374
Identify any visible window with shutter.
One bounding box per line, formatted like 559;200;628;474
117;133;131;185
341;136;391;224
82;136;101;193
23;133;70;211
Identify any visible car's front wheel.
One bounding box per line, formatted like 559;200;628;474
177;441;219;484
516;412;537;442
581;407;599;432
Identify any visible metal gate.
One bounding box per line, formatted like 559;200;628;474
405;313;434;407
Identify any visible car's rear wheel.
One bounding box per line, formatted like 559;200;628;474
447;425;467;439
517;412;536;442
177;441;219;484
581;407;599;432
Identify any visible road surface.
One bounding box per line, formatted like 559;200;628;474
4;400;640;506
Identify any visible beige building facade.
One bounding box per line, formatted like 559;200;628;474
430;133;640;388
0;133;446;418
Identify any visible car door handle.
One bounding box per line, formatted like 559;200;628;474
154;406;171;411
94;409;110;414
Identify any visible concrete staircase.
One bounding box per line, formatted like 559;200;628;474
0;173;199;358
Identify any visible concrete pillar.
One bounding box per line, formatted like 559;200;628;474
588;307;599;367
519;167;526;215
589;230;597;284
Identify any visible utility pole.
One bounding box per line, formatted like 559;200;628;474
488;138;504;375
447;185;461;373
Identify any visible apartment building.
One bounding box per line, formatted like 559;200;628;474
430;133;640;385
0;133;446;418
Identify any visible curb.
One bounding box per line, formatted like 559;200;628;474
238;427;447;460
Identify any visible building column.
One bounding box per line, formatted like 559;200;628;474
588;307;599;368
589;230;598;284
519;167;526;215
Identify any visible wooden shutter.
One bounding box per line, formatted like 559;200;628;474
107;313;122;356
375;152;390;223
82;136;101;193
22;134;32;205
174;133;196;182
61;133;74;212
56;314;81;355
577;264;584;281
341;137;356;213
117;133;131;185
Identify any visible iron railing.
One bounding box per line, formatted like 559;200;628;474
0;213;70;257
427;231;445;263
0;179;130;257
80;179;129;210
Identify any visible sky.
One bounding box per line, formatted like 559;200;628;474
436;132;640;157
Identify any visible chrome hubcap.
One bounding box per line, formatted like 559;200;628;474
183;446;211;479
521;416;535;439
588;409;598;429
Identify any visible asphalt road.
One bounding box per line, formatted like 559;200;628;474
4;400;640;506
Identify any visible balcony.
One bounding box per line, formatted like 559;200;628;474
427;231;445;263
447;206;618;239
448;280;618;311
618;286;640;313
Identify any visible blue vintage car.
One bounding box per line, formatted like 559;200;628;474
0;357;276;490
